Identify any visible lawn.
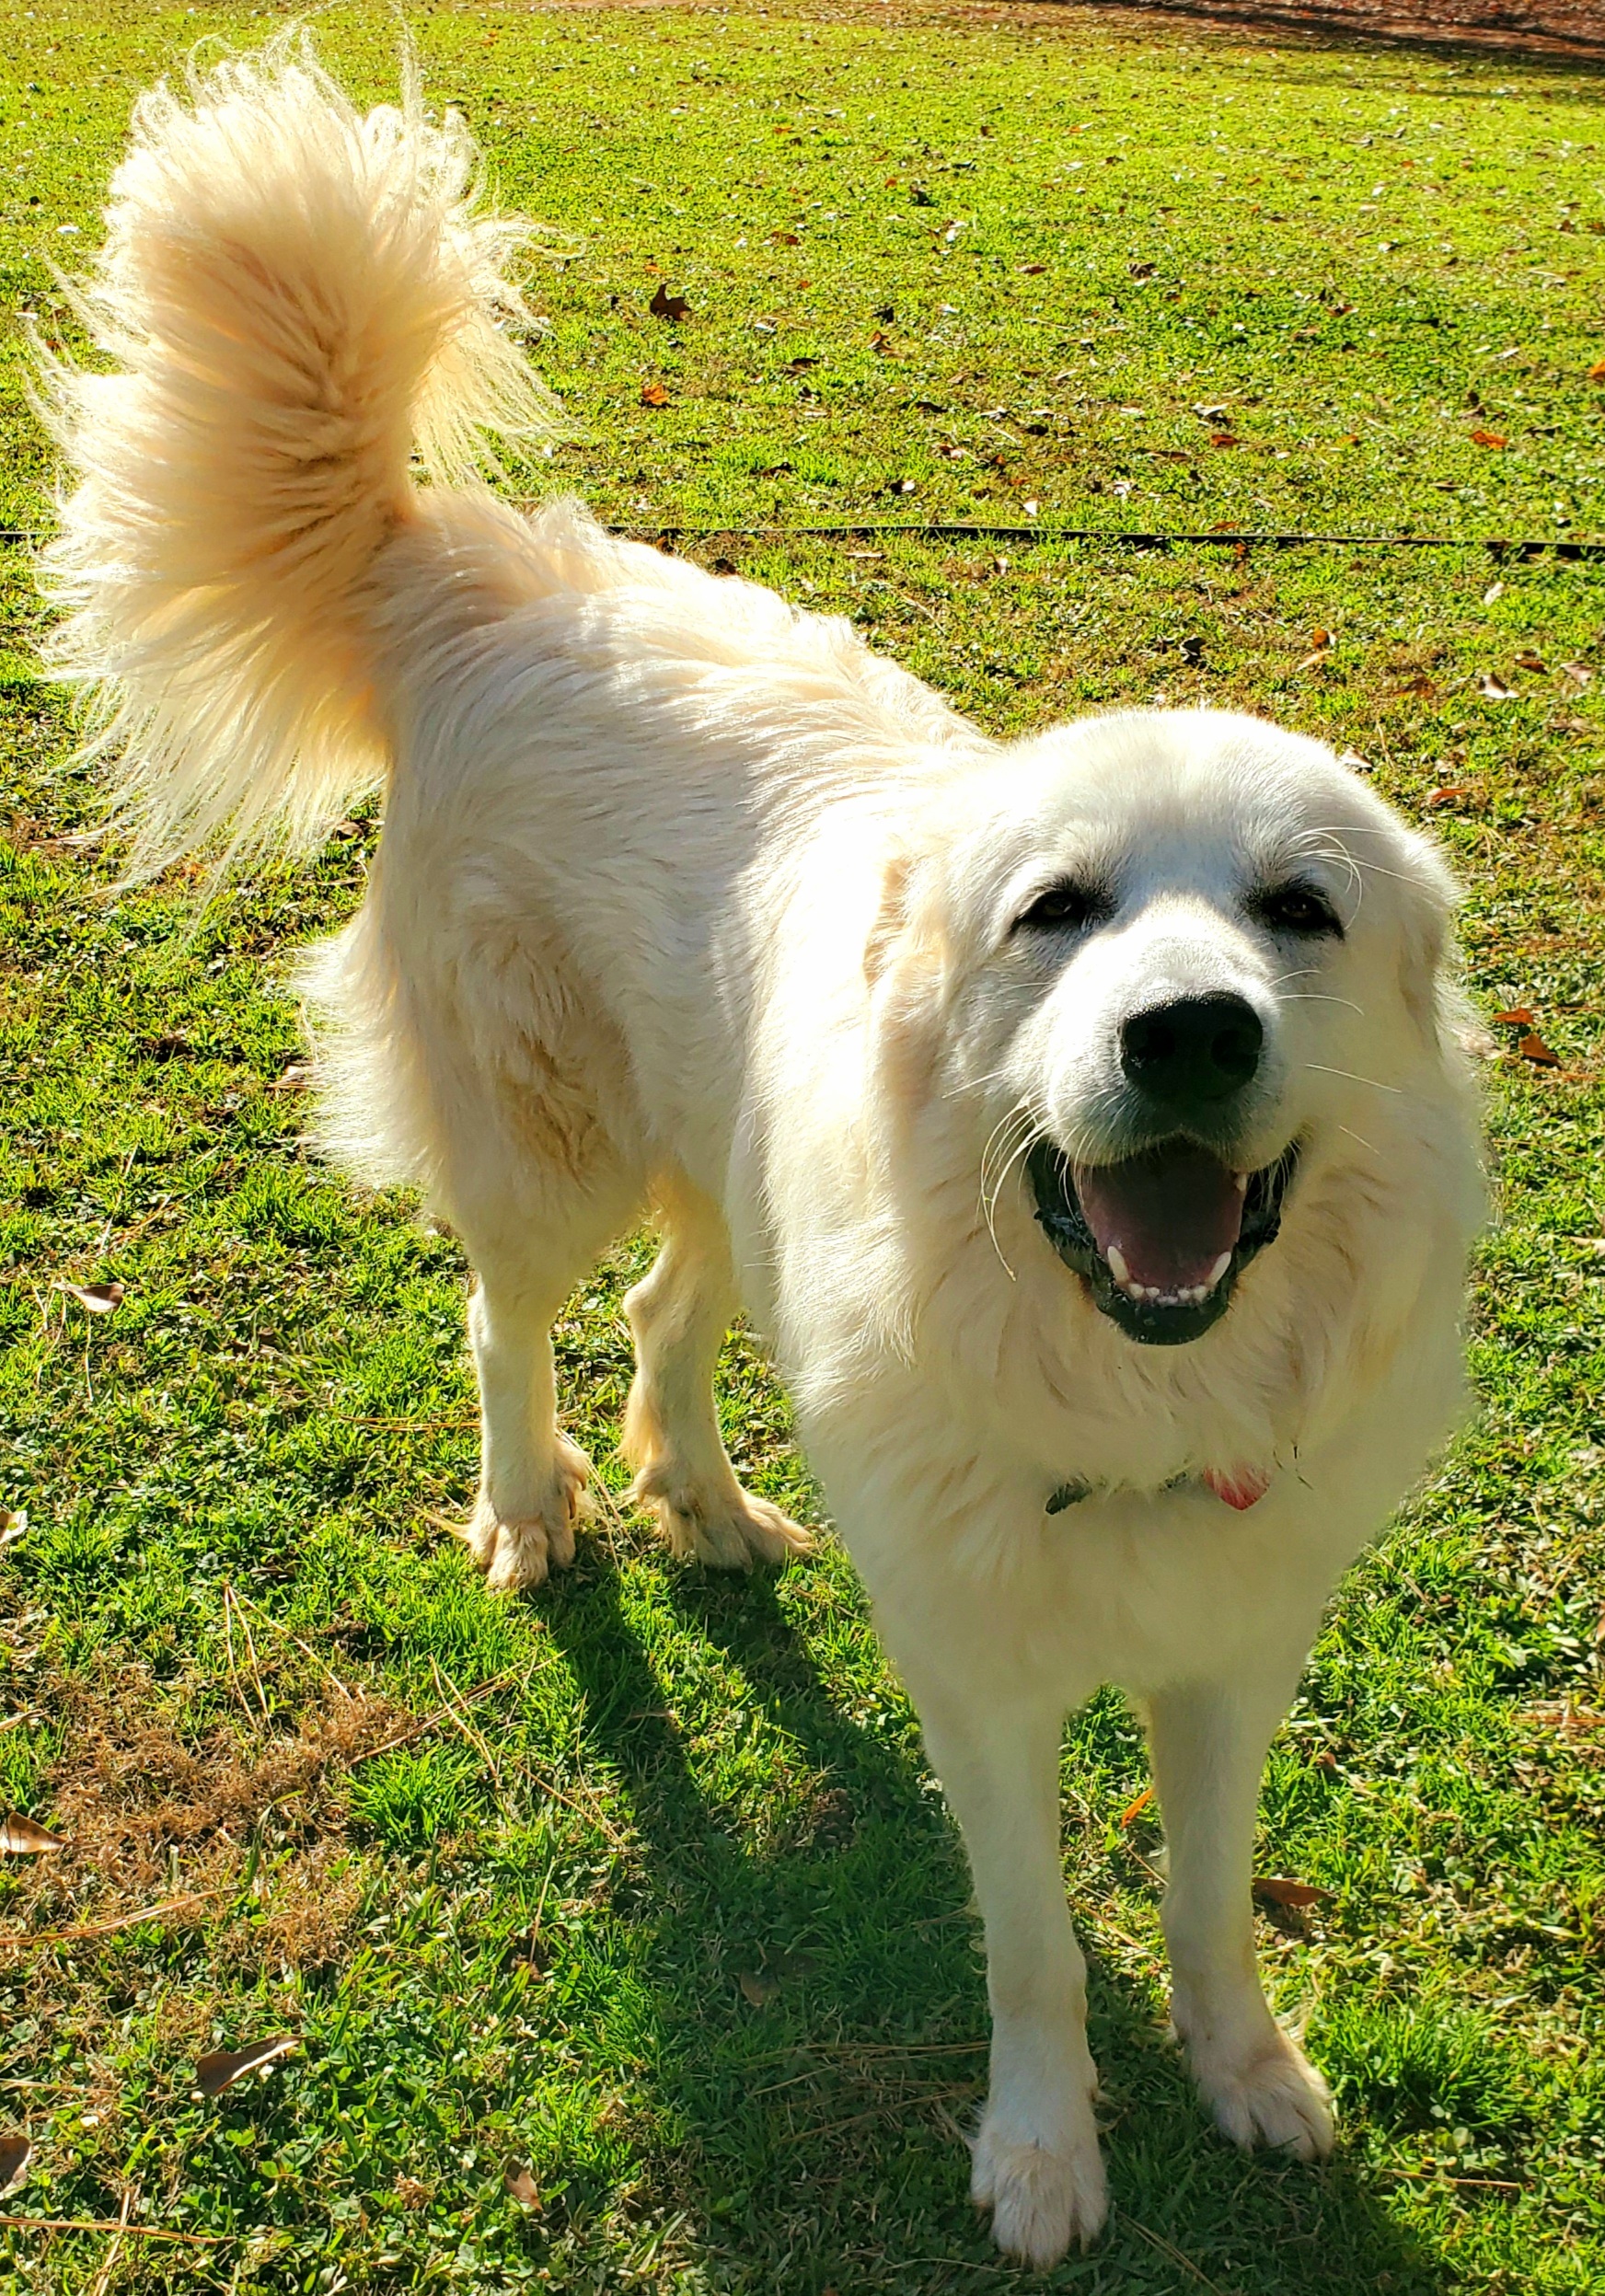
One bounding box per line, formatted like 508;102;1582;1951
0;1;1602;2289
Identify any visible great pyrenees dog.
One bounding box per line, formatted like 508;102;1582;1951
40;38;1483;2267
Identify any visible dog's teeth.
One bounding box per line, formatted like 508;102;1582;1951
1207;1252;1232;1288
1232;1171;1249;1194
1106;1244;1132;1287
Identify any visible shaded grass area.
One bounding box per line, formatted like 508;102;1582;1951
0;3;1602;2290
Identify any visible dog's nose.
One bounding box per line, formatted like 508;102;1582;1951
1119;995;1264;1109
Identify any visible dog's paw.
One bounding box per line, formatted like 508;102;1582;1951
461;1436;592;1593
1184;2019;1334;2161
971;2105;1108;2268
632;1465;811;1570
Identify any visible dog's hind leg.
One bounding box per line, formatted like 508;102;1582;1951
455;1175;636;1594
621;1175;810;1567
1144;1674;1335;2160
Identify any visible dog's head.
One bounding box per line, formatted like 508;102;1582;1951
868;710;1463;1353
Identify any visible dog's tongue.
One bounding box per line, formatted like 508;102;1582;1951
1075;1142;1245;1293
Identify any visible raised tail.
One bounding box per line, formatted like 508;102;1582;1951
35;30;561;874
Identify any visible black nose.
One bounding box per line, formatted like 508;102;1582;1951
1120;995;1264;1109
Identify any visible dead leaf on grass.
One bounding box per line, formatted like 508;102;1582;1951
639;381;669;407
1469;428;1508;449
1493;1008;1535;1026
1209;433;1241;448
0;1814;65;1854
1561;663;1595;690
58;1281;123;1315
738;1969;779;2007
1119;1785;1154;1826
0;2136;32;2195
1517;1032;1560;1067
1426;784;1474;809
1512;651;1547;673
196;2036;296;2096
768;229;801;246
0;1509;27;1552
1477;672;1516;700
1253;1877;1333;1909
649;283;690;322
1019;262;1046;274
503;2163;542;2209
1588;357;1605;383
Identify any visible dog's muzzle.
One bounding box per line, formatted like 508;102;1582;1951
1025;1135;1300;1346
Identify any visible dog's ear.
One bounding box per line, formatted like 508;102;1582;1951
1394;829;1458;1049
865;842;951;1116
864;845;914;988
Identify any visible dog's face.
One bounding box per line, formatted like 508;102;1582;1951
882;710;1458;1349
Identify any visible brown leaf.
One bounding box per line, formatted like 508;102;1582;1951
1517;1032;1560;1067
503;2162;542;2210
768;229;801;246
0;2135;30;2195
195;2036;296;2096
1310;628;1333;650
1561;662;1595;690
0;1814;66;1854
1119;1784;1154;1827
0;1508;27;1552
737;1969;779;2007
1018;262;1047;275
649;283;690;322
1493;1008;1535;1027
1477;672;1515;700
639;381;669;408
1426;785;1474;809
1209;433;1241;448
59;1280;123;1314
1253;1876;1333;1909
1512;651;1547;673
1469;428;1507;449
1588;357;1605;383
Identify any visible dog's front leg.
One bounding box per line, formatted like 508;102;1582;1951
913;1681;1106;2266
1144;1676;1334;2159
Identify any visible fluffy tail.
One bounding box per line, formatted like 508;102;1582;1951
36;31;561;874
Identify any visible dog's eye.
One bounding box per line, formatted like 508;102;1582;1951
1249;883;1343;940
1015;879;1112;934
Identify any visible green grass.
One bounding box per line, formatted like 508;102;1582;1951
1;3;1602;2290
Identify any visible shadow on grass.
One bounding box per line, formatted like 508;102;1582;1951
1052;0;1605;72
535;1555;1454;2296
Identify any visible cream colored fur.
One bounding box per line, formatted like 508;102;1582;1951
40;36;1484;2268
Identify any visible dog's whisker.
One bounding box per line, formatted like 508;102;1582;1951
1336;1123;1382;1158
1303;1063;1403;1096
1281;993;1367;1018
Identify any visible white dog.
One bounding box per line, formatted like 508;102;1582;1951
40;38;1484;2267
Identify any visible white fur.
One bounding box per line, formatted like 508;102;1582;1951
40;38;1484;2267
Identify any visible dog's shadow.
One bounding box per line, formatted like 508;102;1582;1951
534;1551;1452;2294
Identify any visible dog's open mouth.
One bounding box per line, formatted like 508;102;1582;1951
1025;1135;1300;1346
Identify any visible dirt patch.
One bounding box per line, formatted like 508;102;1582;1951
4;1666;405;1971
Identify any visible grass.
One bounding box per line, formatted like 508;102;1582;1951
0;1;1602;2289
